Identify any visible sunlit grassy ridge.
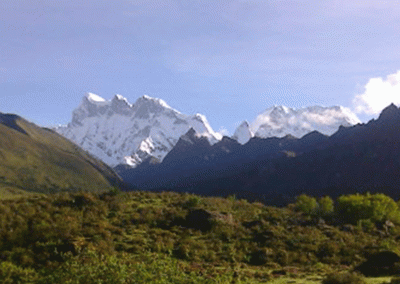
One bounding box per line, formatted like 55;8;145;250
1;190;400;283
0;114;120;193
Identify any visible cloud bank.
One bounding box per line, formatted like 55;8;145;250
353;70;400;114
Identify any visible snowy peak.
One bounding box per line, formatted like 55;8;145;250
232;121;254;144
57;93;221;167
71;93;135;126
136;95;172;109
132;95;175;120
113;94;130;103
235;105;360;140
86;92;107;104
189;113;222;144
110;94;134;116
71;93;108;126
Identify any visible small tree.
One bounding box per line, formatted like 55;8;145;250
295;194;318;215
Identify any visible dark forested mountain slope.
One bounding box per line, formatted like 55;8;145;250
118;104;400;205
118;128;330;192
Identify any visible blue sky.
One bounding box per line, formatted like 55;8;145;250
1;0;400;134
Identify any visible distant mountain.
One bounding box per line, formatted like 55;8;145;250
56;93;221;167
57;94;360;169
118;127;329;191
119;104;400;205
233;105;360;144
0;112;121;194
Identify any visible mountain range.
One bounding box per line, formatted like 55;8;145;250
56;93;360;168
117;103;400;205
233;105;360;144
2;92;400;204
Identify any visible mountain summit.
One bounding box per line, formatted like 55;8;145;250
232;121;253;144
233;105;360;144
56;93;221;167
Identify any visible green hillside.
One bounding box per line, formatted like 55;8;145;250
0;113;121;195
0;190;399;283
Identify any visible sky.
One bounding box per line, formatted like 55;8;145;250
1;0;400;134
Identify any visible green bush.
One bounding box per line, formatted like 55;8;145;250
184;195;202;208
336;193;400;225
0;261;38;284
295;194;318;215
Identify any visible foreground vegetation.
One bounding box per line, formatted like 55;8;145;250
1;190;400;283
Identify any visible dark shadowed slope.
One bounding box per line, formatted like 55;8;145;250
119;104;400;205
169;104;400;204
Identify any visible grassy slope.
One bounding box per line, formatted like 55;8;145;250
0;186;39;199
0;115;121;193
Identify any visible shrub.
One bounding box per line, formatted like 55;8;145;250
248;248;273;266
322;272;366;284
336;193;400;225
390;277;400;284
184;196;202;208
317;242;340;263
295;194;318;215
0;261;38;284
355;251;400;277
357;219;375;232
318;196;334;217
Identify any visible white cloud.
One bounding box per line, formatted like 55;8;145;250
353;70;400;114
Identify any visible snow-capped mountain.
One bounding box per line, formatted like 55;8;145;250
233;105;360;144
232;121;254;144
56;93;222;167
